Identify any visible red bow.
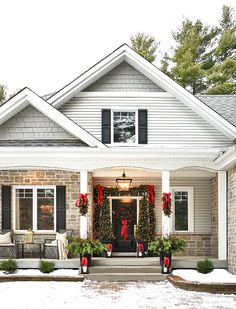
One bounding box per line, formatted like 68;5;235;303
146;185;155;204
97;185;104;206
137;243;144;253
121;219;128;240
81;257;88;267
107;243;113;251
163;256;170;268
162;192;171;209
75;193;88;207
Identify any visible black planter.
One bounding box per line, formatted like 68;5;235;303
160;252;172;274
80;254;92;267
136;240;148;258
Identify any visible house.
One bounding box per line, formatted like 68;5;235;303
0;44;235;273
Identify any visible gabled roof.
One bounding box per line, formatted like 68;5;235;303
0;88;106;148
47;44;236;141
199;95;236;127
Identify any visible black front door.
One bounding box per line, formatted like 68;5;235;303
112;199;137;252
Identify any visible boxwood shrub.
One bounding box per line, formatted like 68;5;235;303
0;259;18;274
196;259;214;274
39;260;55;274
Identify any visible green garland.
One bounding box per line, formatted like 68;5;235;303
93;185;156;241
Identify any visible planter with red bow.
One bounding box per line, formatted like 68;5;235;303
80;256;89;274
106;243;113;258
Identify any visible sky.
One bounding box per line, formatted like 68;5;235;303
1;0;236;97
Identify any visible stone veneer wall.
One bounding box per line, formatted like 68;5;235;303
0;170;93;242
211;176;218;257
228;165;236;274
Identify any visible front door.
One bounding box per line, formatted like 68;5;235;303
112;199;137;252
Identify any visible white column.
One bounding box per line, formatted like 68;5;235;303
80;170;88;239
218;171;227;260
162;171;170;238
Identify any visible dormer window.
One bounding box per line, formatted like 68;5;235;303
113;111;136;144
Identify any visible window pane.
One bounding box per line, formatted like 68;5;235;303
174;191;188;231
113;111;136;143
37;189;55;230
15;189;33;230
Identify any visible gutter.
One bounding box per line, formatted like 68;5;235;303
214;145;236;169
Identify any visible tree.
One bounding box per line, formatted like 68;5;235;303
0;85;6;105
206;5;236;94
169;19;216;94
137;197;150;242
99;197;114;241
130;32;159;63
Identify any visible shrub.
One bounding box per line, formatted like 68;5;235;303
39;260;55;274
196;259;214;274
0;259;18;274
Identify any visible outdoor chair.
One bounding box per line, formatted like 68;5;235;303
43;229;73;259
0;230;18;259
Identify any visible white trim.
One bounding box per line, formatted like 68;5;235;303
214;146;236;170
48;44;236;141
0;88;105;148
171;186;194;233
77;92;172;98
162;171;170;237
218;171;227;260
13;185;56;233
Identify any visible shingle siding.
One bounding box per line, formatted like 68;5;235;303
0;105;77;140
84;61;164;92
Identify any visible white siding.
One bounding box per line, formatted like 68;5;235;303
60;94;233;147
93;177;212;234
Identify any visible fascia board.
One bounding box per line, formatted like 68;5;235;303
49;50;126;107
0;89;106;148
125;49;236;140
214;145;236;169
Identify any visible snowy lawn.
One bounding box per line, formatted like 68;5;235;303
0;280;236;309
0;269;79;277
172;269;236;283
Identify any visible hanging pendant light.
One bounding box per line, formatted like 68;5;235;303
116;170;132;191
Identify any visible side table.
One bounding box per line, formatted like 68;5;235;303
19;243;43;259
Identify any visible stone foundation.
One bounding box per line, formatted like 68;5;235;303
228;166;236;274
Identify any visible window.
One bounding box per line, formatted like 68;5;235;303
171;187;194;232
112;110;137;144
14;187;55;231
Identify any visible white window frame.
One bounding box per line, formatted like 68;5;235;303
171;186;194;233
13;185;56;233
111;107;138;146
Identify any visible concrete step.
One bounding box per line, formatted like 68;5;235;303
89;265;162;273
112;252;137;257
92;257;159;267
84;273;167;282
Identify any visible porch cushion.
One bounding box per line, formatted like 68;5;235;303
0;232;12;244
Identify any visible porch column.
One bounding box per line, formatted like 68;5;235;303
162;171;170;238
80;170;88;239
218;171;227;260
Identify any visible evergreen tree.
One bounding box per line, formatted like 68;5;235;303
93;204;101;239
170;19;216;94
0;85;6;105
206;6;236;94
137;197;150;242
148;204;156;241
99;197;114;240
130;32;159;63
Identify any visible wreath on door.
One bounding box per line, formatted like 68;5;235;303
113;206;135;223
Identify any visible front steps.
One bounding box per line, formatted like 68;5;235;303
84;257;167;281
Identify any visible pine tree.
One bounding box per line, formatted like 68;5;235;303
130;32;159;63
99;197;114;240
93;204;101;239
206;5;236;94
0;85;6;105
137;197;150;242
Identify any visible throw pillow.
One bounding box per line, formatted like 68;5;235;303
0;232;12;244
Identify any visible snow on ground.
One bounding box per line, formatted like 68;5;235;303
0;280;236;309
0;269;79;277
172;269;236;283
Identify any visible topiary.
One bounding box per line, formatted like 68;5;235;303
0;259;18;274
196;259;214;274
39;260;55;273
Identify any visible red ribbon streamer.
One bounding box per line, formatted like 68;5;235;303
75;193;88;207
137;243;144;253
120;219;128;240
107;243;113;251
81;257;88;267
97;185;104;206
162;192;171;209
163;256;170;268
146;185;155;204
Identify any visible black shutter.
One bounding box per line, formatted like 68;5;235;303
56;186;66;232
102;109;111;144
2;186;11;229
138;110;148;144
